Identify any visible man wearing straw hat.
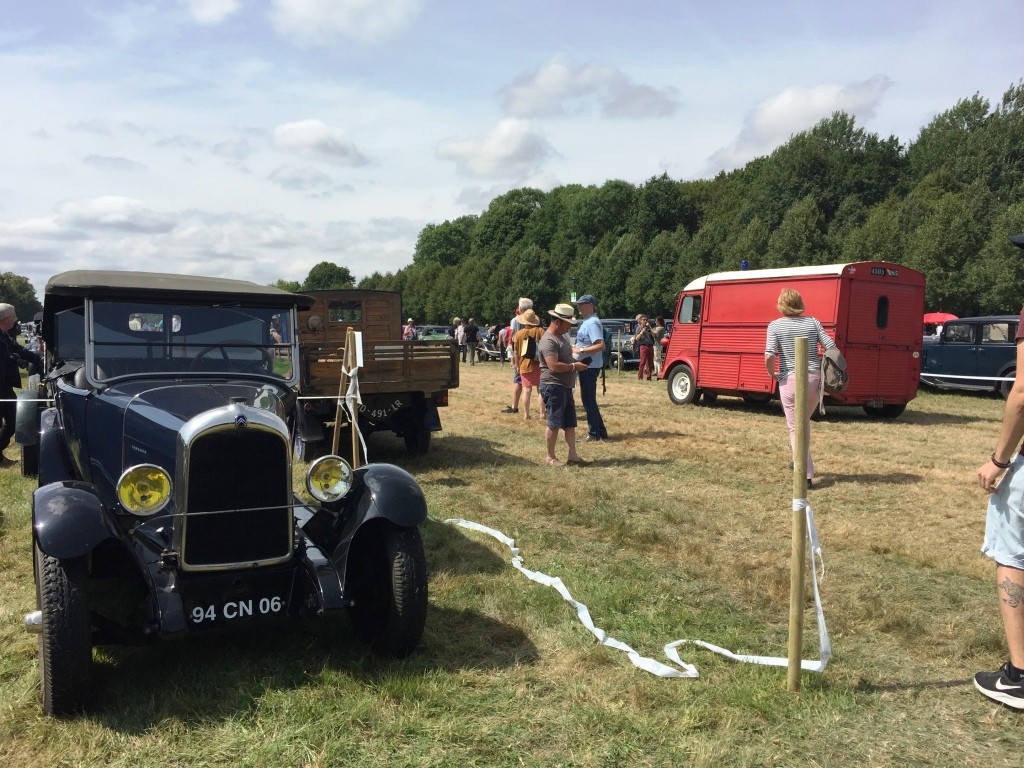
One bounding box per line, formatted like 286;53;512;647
538;303;589;467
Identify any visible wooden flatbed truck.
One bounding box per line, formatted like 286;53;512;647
293;289;459;457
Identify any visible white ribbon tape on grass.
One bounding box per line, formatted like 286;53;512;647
441;517;694;678
439;505;830;679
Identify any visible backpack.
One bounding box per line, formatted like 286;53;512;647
519;334;538;361
821;347;848;395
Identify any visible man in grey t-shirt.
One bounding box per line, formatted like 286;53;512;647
538;303;589;467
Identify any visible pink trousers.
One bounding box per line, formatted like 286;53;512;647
779;373;820;479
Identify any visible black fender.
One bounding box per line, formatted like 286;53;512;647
350;463;428;528
302;463;427;577
37;408;75;486
34;481;119;560
15;390;47;446
294;403;326;443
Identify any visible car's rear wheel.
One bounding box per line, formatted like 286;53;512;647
35;544;92;716
667;366;696;404
742;392;772;405
346;523;428;658
1000;368;1015;399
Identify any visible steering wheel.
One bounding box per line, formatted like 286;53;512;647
189;339;274;372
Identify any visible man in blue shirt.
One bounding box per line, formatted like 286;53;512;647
571;294;608;441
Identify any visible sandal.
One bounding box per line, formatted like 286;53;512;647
566;457;589;466
546;458;564;467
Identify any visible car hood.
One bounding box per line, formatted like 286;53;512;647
91;379;292;476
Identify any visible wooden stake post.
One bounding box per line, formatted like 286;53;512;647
787;336;809;692
330;327;361;468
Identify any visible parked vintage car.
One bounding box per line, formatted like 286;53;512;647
415;324;451;341
17;271;429;716
920;314;1019;398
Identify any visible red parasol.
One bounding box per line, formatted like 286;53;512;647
923;312;958;324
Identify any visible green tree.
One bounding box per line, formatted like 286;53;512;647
302;262;355;290
0;273;42;320
764;196;826;268
273;279;302;292
413;216;476;267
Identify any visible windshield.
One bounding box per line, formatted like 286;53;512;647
86;300;296;382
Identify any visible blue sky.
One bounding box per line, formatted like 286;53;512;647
1;0;1021;298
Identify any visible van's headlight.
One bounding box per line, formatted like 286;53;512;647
117;464;173;515
306;455;354;503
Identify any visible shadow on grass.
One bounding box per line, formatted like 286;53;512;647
855;677;972;693
811;472;921;489
90;602;537;731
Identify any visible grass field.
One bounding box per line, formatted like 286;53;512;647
1;364;1021;767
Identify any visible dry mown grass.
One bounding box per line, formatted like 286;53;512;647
0;364;1021;767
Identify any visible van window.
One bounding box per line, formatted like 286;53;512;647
678;295;701;324
876;296;889;329
982;322;1012;344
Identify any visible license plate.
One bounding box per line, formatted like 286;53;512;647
182;570;292;628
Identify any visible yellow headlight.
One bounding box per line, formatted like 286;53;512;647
306;455;353;503
116;464;173;515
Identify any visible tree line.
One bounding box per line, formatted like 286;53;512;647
350;79;1024;326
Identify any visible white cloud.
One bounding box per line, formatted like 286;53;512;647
83;155;145;172
180;0;241;25
267;164;352;197
709;76;893;172
57;197;177;235
270;0;423;45
436;119;555;180
501;57;680;119
274;119;369;166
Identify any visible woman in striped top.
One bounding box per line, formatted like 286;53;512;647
764;289;836;487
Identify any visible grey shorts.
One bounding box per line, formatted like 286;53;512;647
982;454;1024;569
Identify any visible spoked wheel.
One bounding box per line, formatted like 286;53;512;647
35;544;93;716
346;522;428;658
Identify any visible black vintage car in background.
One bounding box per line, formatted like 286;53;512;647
17;271;429;716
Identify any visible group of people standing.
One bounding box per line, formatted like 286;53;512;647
499;295;608;466
0;304;42;467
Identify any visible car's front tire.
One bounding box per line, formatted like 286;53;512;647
346;523;428;658
667;365;696;404
35;544;92;716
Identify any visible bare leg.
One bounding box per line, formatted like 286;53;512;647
565;427;582;462
997;565;1024;668
522;388;532;420
545;426;560;464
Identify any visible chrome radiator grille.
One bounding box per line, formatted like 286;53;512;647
181;428;292;570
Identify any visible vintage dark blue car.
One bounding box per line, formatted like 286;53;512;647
17;271;428;716
920;314;1019;398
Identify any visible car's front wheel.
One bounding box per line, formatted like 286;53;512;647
346;522;428;658
667;365;696;404
35;544;92;716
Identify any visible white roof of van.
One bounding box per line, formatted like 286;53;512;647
683;263;852;292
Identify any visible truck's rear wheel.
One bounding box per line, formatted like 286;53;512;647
667;366;696;405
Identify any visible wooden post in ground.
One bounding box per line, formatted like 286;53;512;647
331;333;350;457
348;327;360;469
787;336;809;692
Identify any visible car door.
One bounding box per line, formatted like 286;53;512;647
934;320;979;385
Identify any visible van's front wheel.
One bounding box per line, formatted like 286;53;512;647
667;366;696;405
